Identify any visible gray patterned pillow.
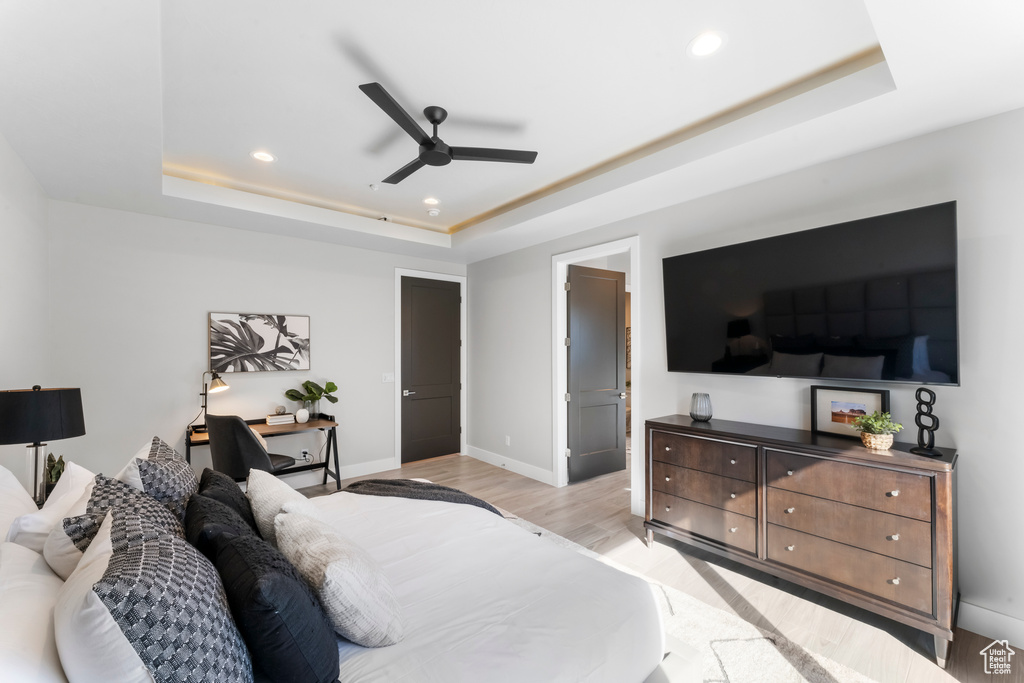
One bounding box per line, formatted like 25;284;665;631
117;436;199;520
43;474;184;580
54;508;253;683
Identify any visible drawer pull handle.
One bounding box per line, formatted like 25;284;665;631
786;469;794;476
888;534;900;541
888;490;900;497
730;459;737;465
890;577;901;585
729;527;738;533
784;507;795;514
665;446;671;451
665;477;671;482
665;506;671;512
785;545;796;552
730;493;737;499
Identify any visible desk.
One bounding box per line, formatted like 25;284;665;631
186;415;341;490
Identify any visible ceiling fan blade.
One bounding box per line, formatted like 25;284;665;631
382;158;427;184
450;147;538;164
359;82;431;146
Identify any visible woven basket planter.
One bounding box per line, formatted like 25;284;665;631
860;432;894;451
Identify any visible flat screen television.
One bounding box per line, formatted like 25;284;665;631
662;201;959;385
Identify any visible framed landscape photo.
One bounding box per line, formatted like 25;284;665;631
810;385;890;439
209;313;310;372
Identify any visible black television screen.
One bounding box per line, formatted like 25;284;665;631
663;202;958;385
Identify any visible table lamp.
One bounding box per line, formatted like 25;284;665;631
0;386;86;503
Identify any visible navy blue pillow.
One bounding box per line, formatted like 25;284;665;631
212;533;340;683
199;468;260;534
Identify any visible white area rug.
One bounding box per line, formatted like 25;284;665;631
503;513;878;683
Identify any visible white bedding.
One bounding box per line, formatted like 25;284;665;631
309;492;664;683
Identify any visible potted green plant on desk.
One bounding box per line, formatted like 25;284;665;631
851;411;903;451
285;380;338;422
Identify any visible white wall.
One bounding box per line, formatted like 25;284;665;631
467;106;1024;642
0;131;51;490
45;200;465;482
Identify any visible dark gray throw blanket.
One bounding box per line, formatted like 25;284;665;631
342;479;502;517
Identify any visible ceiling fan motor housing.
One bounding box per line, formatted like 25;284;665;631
421;139;453;166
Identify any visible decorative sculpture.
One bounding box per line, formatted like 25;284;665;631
909;387;942;456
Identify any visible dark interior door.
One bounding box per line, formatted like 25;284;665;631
401;276;461;463
567;265;627;483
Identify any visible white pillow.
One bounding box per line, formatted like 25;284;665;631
249;427;268;451
54;510;252;683
245;469;308;545
275;507;404;647
768;351;823;377
5;462;94;552
0;464;37;541
0;542;68;682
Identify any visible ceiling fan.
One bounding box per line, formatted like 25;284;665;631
359;82;538;184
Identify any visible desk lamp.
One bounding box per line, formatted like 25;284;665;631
0;386;86;503
201;371;229;419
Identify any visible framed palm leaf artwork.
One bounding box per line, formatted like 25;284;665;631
209;313;310;372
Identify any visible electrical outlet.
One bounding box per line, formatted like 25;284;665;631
504;435;511;447
300;449;310;462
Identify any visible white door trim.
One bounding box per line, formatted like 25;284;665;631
394;269;468;469
551;236;643;516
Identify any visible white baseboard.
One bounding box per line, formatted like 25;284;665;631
270;457;397;490
466;446;556;486
339;458;397;480
959;600;1024;648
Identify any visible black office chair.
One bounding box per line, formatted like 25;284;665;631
205;414;296;481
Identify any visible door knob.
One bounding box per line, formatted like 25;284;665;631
619;393;627;399
402;390;416;396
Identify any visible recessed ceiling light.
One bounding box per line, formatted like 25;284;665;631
250;151;276;162
687;31;723;58
423;197;440;205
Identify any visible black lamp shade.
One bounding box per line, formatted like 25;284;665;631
726;319;752;339
0;388;86;445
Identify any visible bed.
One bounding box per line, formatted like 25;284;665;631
0;448;668;683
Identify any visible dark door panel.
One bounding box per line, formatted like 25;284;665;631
567;265;627;483
401;277;461;463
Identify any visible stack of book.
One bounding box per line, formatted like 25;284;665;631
266;413;295;426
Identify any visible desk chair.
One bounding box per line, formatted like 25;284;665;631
205;414;296;481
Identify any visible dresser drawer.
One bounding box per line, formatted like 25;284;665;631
653;461;757;517
765;450;932;521
767;525;932;613
766;488;931;567
652;491;757;553
652;431;757;483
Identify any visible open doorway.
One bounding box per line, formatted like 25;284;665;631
552;236;644;516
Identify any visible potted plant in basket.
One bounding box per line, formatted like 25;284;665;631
851;411;903;451
284;380;338;420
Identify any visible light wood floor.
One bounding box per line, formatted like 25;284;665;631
300;454;1020;683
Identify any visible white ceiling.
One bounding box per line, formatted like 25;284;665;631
2;1;1024;263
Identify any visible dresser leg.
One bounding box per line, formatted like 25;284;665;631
934;634;951;669
645;529;654;548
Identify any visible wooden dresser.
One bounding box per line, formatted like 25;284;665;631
645;415;958;667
